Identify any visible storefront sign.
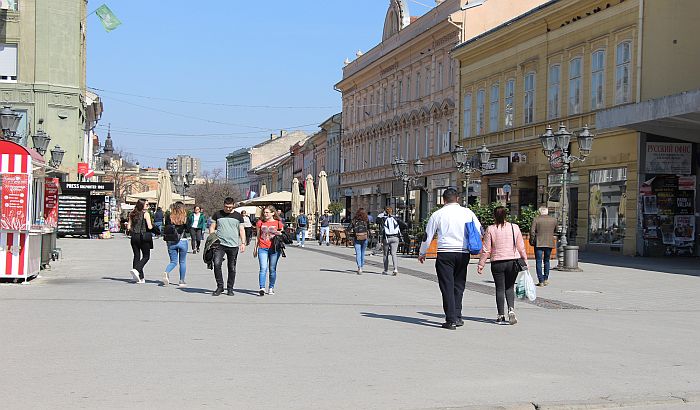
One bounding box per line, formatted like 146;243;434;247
60;182;115;191
77;162;89;175
645;142;692;174
482;157;509;175
1;173;29;230
44;177;59;228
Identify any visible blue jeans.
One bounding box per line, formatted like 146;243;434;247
166;239;188;281
534;247;553;283
353;239;368;268
154;221;163;236
258;247;280;289
296;228;306;245
319;227;330;244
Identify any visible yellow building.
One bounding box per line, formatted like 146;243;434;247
452;0;696;256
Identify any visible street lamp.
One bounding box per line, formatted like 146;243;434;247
539;123;595;271
391;157;424;224
0;106;22;143
32;130;51;155
451;143;491;205
49;145;65;168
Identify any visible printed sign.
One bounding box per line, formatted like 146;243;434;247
1;173;29;230
678;176;696;191
44;177;59;228
645;142;692;174
77;162;89;175
673;215;695;242
481;157;509;175
510;152;527;164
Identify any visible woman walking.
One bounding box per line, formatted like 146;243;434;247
127;199;153;284
163;201;189;287
187;205;206;254
379;207;407;275
241;210;253;246
477;206;528;325
350;208;370;274
254;205;283;296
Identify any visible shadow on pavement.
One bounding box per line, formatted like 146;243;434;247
177;287;260;296
417;311;496;325
580;253;700;277
319;268;383;275
361;312;442;328
102;277;161;285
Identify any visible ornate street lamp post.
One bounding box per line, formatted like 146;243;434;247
391;157;424;224
539;123;595;271
451;143;491;205
0;106;22;143
49;145;65;168
32;130;52;155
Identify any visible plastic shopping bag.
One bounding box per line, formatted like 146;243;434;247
516;270;537;301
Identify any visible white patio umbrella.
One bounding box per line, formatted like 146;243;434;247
260;183;268;197
317;170;330;215
156;170;174;210
304;174;316;216
291;178;301;217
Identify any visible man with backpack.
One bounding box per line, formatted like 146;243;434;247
296;213;309;247
379;207;407;275
318;210;331;246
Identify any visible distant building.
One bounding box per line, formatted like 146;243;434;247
166;155;201;178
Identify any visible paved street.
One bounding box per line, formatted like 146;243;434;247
1;236;699;409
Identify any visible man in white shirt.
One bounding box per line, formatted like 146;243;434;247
419;188;482;330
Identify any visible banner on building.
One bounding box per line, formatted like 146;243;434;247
645;142;692;174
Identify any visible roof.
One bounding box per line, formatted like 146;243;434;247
249;152;291;174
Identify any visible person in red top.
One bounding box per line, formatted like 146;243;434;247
254;205;283;296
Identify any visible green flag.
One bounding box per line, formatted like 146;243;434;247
95;4;122;32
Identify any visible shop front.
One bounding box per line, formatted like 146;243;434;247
57;182;115;238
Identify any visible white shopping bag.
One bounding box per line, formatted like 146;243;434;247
516;270;537;301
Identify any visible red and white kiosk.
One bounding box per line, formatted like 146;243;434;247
0;140;53;281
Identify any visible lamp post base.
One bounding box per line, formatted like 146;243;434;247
554;246;583;272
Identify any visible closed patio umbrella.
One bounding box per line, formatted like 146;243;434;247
156;170;174;210
317;171;330;215
291;178;301;217
260;183;268;197
304;174;316;216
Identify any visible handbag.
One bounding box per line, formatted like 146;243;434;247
138;216;154;248
511;223;527;272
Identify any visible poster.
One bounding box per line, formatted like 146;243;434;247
510;152;527;163
678;176;696;190
1;173;29;230
44;177;59;228
675;190;694;215
673;215;695;242
659;215;675;245
645;142;692;174
643;195;658;214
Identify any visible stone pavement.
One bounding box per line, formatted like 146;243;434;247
1;235;699;409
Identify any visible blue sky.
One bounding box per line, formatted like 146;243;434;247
87;1;431;172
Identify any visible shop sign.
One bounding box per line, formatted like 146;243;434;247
77;162;89;175
645;142;692;174
1;174;29;230
44;177;60;228
60;182;115;191
678;176;696;191
549;149;564;170
481;157;509;175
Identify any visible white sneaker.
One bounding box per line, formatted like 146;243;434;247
178;281;187;288
267;288;275;295
137;278;145;284
130;269;139;282
508;309;518;325
357;268;362;275
392;270;399;276
258;288;265;296
162;272;170;286
301;244;305;248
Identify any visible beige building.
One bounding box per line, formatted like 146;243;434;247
453;0;700;256
335;0;548;222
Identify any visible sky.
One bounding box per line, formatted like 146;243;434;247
87;0;432;172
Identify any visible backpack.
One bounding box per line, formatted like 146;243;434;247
298;214;307;227
163;224;184;242
465;217;482;255
383;216;401;237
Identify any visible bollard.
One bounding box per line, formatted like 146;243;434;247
563;246;582;271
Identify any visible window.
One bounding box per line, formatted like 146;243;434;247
448;60;455;86
463;93;472;139
489;84;499;133
591;50;605;110
391;85;396;110
382;87;387;112
416;72;421;98
406;75;411;101
444;120;452;154
414;129;419;159
569;58;582;115
615;41;631;104
362;97;367;119
437;62;443;90
0;1;18;11
368;142;373;167
424;126;430;158
425;68;431;95
0;44;17;82
504;79;514;128
404;131;409;159
369;94;374;116
588;168;627;245
524;72;535;124
398;80;403;105
476;89;485;135
435;123;442;156
547;65;561;119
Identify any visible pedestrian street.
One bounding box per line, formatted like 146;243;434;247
1;236;699;409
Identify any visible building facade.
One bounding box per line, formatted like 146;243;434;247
166;155;201;178
454;0;699;256
0;0;93;178
321;113;342;204
335;0;548;223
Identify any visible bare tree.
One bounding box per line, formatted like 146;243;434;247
100;150;147;206
188;168;243;214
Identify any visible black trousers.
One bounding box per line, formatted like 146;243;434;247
435;252;470;323
491;260;519;316
190;228;203;251
213;245;239;290
130;235;151;279
244;227;253;246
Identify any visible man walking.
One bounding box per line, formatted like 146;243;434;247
296;213;308;247
418;188;482;330
209;197;246;296
530;206;557;286
318;210;331;246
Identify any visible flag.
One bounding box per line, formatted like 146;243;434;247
95;4;122;32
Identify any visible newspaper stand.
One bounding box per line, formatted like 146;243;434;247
0;140;46;281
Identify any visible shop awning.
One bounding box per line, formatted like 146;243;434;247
596;88;700;144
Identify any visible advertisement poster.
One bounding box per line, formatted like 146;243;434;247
678;176;696;190
1;173;29;230
510;152;527;163
660;215;675;245
673;215;695;242
645;142;692;174
675;190;694;215
643;195;658;214
44;177;59;228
